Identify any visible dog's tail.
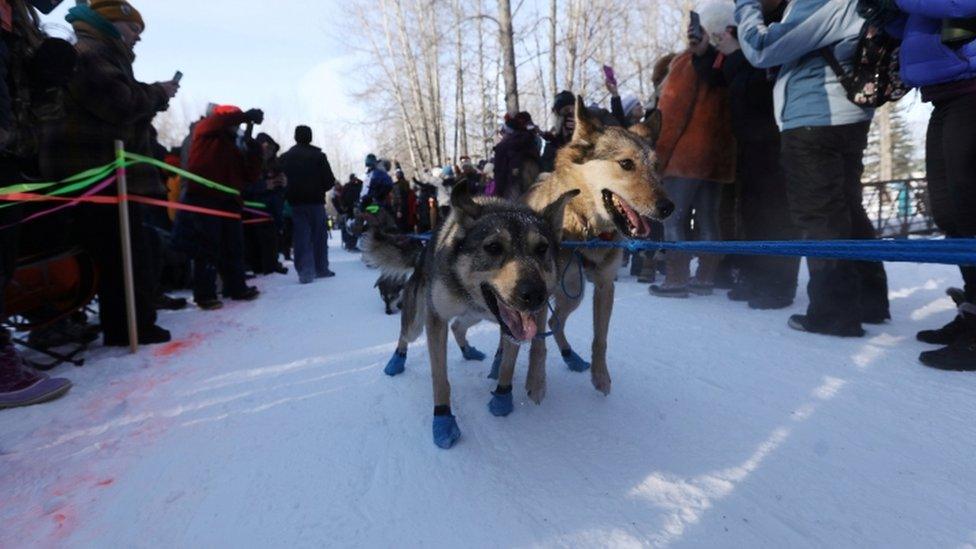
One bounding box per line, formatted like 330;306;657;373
361;230;424;278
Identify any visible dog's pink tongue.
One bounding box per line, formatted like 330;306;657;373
500;305;538;341
520;312;538;341
636;216;653;238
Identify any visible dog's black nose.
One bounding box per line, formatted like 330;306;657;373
656;198;675;219
514;279;547;310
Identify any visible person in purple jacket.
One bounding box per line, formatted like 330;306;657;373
894;0;976;370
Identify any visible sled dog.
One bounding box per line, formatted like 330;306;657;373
363;183;577;448
491;95;674;401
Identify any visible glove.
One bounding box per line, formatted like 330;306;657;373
244;108;265;125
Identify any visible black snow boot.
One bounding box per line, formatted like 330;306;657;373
920;306;976;372
917;288;968;345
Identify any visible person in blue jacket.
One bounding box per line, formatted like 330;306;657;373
736;0;890;338
894;0;976;370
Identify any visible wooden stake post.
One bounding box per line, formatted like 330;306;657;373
115;140;139;353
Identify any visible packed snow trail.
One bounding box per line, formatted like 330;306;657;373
2;238;975;548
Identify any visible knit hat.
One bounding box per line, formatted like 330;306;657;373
365;153;378;168
89;1;145;31
212;105;242;116
552;90;575;114
621;96;642;118
698;0;735;37
294;125;313;145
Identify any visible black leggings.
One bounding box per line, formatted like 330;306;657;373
927;92;976;304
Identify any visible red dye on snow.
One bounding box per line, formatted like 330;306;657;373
153;333;204;358
96;479;114;487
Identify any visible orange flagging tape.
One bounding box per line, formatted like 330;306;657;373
0;191;273;224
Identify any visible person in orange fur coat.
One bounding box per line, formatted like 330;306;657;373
650;1;738;299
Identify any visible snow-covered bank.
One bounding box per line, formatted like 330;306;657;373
2;241;974;548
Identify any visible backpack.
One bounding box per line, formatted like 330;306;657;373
819;9;909;108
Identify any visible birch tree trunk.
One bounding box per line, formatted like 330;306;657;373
498;0;519;115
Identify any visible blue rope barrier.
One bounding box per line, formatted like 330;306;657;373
403;233;975;265
561;239;976;266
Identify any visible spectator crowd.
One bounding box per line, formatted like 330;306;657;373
1;0;975;409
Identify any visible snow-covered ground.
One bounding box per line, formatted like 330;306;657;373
2;238;975;548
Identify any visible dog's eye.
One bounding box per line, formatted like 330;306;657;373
484;242;504;256
534;242;549;256
618;159;635;171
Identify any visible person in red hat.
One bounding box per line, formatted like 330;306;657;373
172;105;265;310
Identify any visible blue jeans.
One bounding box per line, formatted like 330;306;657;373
661;177;724;242
291;204;330;282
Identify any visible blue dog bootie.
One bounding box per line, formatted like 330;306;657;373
384;351;407;377
461;345;487;362
562;349;591;372
487;349;502;380
432;413;461;449
488;386;514;417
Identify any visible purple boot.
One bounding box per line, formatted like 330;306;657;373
0;340;72;410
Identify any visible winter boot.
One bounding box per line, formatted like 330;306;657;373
636;252;658;284
919;305;976;371
104;325;172;347
788;314;865;338
154;294;188;311
649;251;691;298
688;254;723;296
0;340;72;409
917;289;969;345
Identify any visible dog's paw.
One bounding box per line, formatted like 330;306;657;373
561;349;591;373
526;377;547;405
432;415;461;449
591;372;612;396
488;391;514;417
461;345;487;362
384;351;407;377
487;351;502;380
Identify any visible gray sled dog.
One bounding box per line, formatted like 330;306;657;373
488;95;674;402
362;183;578;449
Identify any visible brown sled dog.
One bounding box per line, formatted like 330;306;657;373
490;96;673;402
363;183;577;449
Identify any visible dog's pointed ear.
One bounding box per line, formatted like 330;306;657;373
629;109;662;148
572;95;603;146
540;189;580;241
450;181;482;223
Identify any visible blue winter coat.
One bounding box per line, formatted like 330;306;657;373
736;0;874;130
895;0;976;88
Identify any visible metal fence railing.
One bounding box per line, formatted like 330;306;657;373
863;178;939;238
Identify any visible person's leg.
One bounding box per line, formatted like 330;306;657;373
128;204;160;331
754;142;801;304
652;178;697;295
312;205;332;276
291;205;315;283
840;122;889;322
190;213;221;303
690;180;725;288
937;94;976;304
781;125;863;336
218;218;249;297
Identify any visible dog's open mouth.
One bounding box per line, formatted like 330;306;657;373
602;190;652;238
482;284;538;342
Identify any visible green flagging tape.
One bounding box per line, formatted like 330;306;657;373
244;201;267;209
0;159;120;195
124;151;239;197
0;160;137;210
